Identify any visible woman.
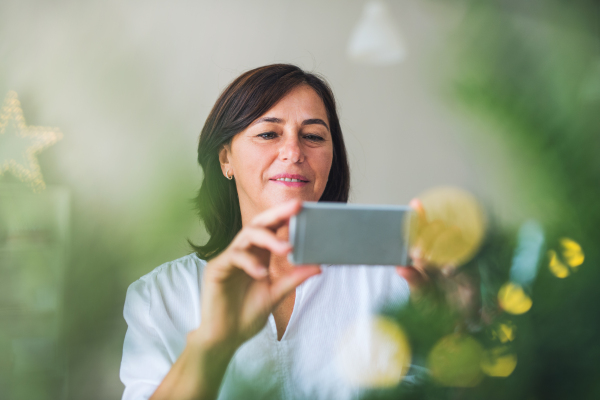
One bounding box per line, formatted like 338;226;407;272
120;64;425;400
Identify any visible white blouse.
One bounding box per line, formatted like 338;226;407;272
120;253;411;400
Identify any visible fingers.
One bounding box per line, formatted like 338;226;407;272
213;222;293;283
228;250;270;280
409;198;426;219
250;199;302;230
234;227;291;255
396;265;429;292
270;265;322;305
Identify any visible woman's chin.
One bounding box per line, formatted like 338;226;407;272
266;190;319;206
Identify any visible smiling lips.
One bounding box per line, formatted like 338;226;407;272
270;173;309;187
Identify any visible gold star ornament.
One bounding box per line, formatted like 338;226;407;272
0;91;62;191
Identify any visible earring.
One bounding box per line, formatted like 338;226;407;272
225;169;233;180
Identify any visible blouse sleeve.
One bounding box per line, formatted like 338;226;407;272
120;278;172;400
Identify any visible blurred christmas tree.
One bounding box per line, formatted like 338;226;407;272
365;1;600;399
453;0;600;397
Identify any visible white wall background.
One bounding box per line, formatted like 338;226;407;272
0;0;486;205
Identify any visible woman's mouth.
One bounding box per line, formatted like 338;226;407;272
274;177;306;183
270;174;309;187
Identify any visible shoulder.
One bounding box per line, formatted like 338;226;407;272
124;253;207;332
121;254;207;398
130;253;207;296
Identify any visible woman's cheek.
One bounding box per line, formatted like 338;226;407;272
315;150;333;193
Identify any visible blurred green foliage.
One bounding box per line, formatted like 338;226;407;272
454;1;600;395
376;0;600;399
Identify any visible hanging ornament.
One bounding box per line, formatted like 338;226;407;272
347;0;407;66
0;91;62;192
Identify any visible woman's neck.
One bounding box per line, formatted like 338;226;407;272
269;225;294;277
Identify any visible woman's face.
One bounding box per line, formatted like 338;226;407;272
219;85;334;221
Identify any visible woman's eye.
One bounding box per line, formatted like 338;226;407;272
304;134;325;142
257;132;277;139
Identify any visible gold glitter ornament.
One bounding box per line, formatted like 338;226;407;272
0;91;62;192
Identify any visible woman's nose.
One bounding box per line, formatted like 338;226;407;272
278;135;304;163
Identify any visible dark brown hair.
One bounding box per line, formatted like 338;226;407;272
192;64;350;260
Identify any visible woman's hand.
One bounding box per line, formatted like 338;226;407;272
194;199;321;350
396;199;480;325
151;200;320;400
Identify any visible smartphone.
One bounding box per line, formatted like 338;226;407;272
288;202;413;266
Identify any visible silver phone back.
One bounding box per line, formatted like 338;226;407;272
289;202;412;266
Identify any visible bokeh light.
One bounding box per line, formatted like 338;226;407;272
497;282;532;315
509;220;544;287
480;346;517;378
548;238;584;279
336;316;412;388
427;333;484;387
548;249;570;278
559;238;584;268
411;186;486;268
491;321;516;344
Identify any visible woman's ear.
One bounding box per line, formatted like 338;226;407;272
219;144;232;177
